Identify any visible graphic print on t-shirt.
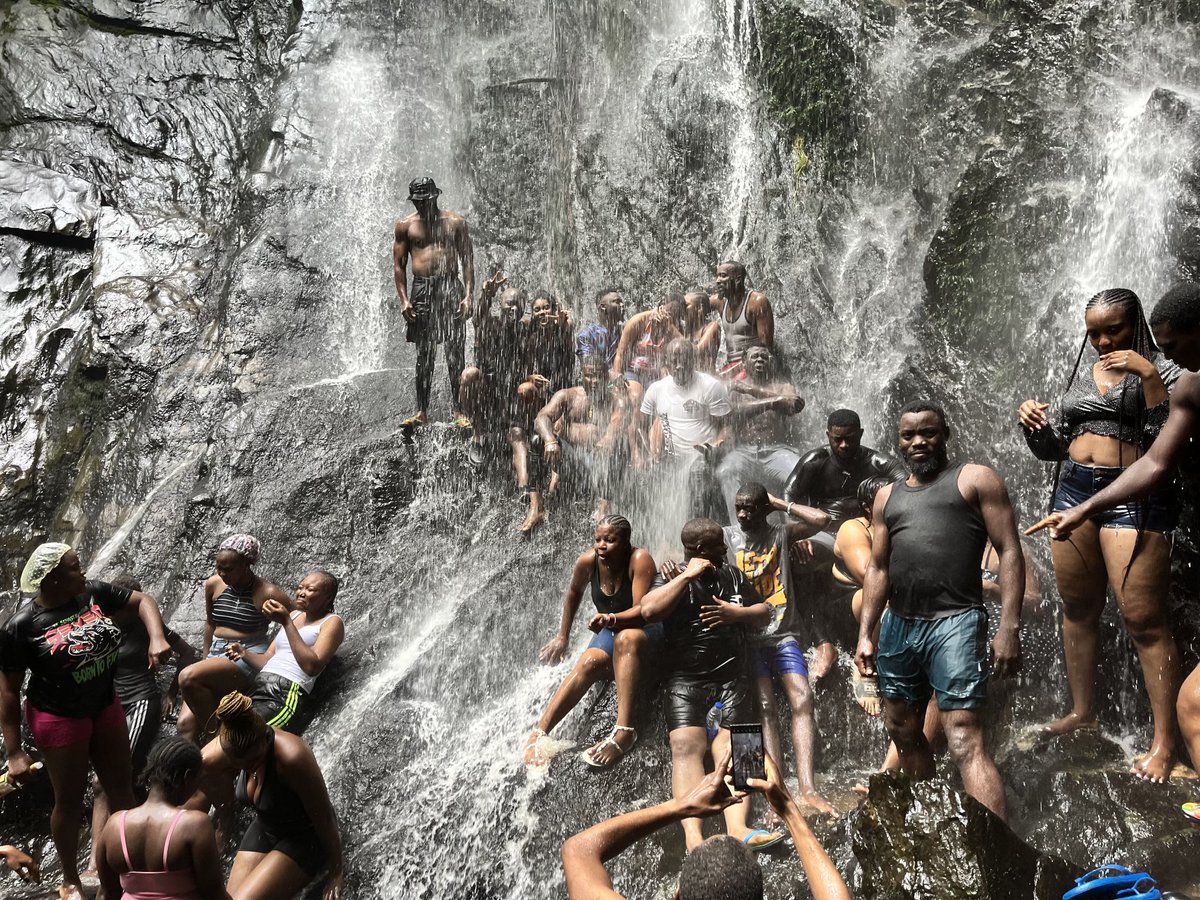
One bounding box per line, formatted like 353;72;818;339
735;544;786;632
44;604;123;684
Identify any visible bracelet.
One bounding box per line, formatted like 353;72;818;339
787;503;796;517
547;441;560;448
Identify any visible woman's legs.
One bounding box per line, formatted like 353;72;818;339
1099;527;1178;782
41;740;92;893
228;850;312;900
524;649;613;764
1044;521;1109;734
178;657;250;742
584;630;647;765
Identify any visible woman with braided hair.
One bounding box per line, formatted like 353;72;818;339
195;692;343;900
522;515;661;769
177;535;291;741
1018;287;1182;782
95;736;229;899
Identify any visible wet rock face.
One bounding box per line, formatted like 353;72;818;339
853;772;1083;900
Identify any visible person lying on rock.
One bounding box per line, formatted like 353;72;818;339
524;516;659;769
221;570;344;735
561;748;850;900
639;518;781;851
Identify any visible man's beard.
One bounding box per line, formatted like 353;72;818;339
908;447;948;478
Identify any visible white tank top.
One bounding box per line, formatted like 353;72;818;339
261;612;340;692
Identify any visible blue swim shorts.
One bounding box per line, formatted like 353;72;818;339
876;607;988;711
752;637;809;680
585;622;665;657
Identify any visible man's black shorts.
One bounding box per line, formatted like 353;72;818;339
664;673;750;732
406;274;465;344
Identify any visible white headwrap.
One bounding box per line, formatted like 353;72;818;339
20;542;72;594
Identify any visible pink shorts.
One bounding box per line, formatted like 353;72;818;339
26;697;126;749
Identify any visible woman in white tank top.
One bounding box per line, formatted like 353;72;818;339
224;571;345;733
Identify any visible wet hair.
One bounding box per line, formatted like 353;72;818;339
109;572;143;593
666;337;695;360
680;517;722;547
1150;282;1200;333
310;569;339;612
827;408;861;430
211;691;272;756
532;291;559;311
678;835;763;900
596;515;632;545
857;476;890;510
595;288;621;305
735;482;770;507
899;401;948;430
718;260;747;283
141;736;202;797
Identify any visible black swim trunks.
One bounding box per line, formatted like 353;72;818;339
406;274;465;344
664;674;750;732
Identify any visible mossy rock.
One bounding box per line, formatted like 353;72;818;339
752;0;862;179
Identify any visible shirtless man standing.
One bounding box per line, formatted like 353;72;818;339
716;345;805;522
710;262;774;378
393;177;475;428
536;356;636;523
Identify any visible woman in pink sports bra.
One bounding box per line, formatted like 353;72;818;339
96;736;229;900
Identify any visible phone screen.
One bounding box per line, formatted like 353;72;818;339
730;723;765;790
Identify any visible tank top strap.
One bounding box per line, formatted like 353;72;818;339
118;810;133;869
163;808;187;869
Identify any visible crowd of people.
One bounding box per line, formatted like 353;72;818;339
5;175;1200;899
1;538;346;899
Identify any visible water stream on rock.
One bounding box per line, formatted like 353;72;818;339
3;0;1200;896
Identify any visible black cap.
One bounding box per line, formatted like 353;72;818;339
408;177;441;201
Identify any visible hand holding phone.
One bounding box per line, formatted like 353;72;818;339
729;723;766;791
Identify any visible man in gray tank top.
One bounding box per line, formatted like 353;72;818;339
855;402;1023;822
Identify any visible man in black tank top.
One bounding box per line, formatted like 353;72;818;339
855;403;1023;822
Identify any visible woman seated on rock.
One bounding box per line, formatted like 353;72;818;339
223;571;344;734
194;692;343;900
177;535;291;741
523;516;660;768
96;736;231;900
1019;287;1181;783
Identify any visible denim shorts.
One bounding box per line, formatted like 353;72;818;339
585;622;664;657
208;635;270;679
752;637;809;680
1054;459;1177;533
876;608;988;711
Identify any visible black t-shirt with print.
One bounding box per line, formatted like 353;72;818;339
0;581;131;717
657;564;764;681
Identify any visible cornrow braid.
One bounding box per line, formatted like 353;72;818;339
597;514;632;545
141;736;201;796
211;691;272;756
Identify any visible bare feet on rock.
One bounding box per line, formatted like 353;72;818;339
519;506;544;536
1041;711;1099;736
800;789;838;817
1133;743;1174;784
59;884;85;900
522;729;548;767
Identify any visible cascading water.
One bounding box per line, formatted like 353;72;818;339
4;0;1200;896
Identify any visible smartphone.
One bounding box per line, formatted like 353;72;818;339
730;723;765;791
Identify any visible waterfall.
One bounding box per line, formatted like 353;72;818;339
4;0;1200;896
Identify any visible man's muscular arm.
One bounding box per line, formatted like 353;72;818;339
535;389;574;464
749;292;774;348
969;465;1023;676
456;217;475;318
392;219;414;321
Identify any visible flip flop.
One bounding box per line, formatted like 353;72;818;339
400;414;426;430
452;416;473;430
581;726;637;768
1183;802;1200;822
742;829;786;852
852;670;881;715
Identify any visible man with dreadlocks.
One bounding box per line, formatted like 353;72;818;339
1019;287;1182;784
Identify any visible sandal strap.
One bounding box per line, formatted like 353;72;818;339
612;725;636;735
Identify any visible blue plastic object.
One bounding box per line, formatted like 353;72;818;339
1063;867;1161;900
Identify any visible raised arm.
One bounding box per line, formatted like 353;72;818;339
540;553;593;664
640;557;712;623
769;493;829;536
856;484;894;677
969;465;1023;676
263;601;344;678
561;751;744;900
